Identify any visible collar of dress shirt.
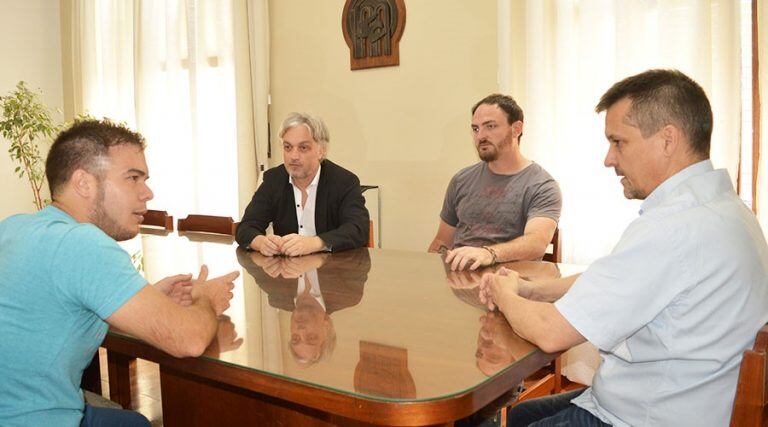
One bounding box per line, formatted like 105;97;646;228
639;159;713;215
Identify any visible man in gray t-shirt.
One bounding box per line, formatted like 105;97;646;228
429;94;562;271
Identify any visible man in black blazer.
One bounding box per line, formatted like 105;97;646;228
236;112;370;255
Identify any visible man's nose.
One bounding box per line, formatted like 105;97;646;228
142;183;154;201
604;147;616;168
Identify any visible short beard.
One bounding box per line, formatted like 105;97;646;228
89;182;137;241
624;188;646;200
478;148;499;162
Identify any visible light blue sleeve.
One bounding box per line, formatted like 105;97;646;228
554;217;690;351
51;225;148;319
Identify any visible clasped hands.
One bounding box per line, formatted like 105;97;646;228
477;267;534;311
251;234;325;257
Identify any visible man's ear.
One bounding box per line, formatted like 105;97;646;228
512;121;524;139
660;124;682;157
70;169;99;199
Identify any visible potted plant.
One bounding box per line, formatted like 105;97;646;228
0;81;61;210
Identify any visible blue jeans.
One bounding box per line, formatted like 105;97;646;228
80;404;151;427
507;388;610;427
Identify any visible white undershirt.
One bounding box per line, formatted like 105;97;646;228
294;269;326;311
289;164;321;237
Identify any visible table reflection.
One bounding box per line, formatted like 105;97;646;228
237;249;371;365
354;341;416;399
203;315;244;358
446;260;561;308
475;312;536;376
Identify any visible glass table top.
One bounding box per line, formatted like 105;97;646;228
112;230;585;403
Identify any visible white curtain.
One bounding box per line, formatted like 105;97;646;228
758;0;768;232
500;0;743;265
68;0;254;219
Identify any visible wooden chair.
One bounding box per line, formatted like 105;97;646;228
367;220;374;248
730;324;768;426
141;209;174;231
177;214;238;236
542;228;560;263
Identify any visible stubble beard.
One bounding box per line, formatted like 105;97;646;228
89;182;138;242
477;141;499;162
621;179;645;200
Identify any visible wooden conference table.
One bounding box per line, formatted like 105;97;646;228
97;230;583;426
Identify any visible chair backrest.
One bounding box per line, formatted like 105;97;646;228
177;214;238;236
730;324;768;427
542;228;561;263
141;210;174;231
367;220;374;248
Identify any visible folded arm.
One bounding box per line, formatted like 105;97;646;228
521;274;581;303
444;217;557;270
490;217;557;262
107;267;238;358
428;219;456;253
236;182;275;249
480;270;585;353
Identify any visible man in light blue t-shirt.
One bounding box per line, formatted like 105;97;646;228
0;120;239;427
479;70;768;426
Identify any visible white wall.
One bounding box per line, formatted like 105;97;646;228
0;0;64;218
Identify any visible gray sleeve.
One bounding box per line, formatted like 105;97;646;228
439;176;459;227
526;178;562;223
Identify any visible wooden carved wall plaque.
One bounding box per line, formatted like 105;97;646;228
342;0;406;70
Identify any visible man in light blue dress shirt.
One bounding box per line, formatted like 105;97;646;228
479;69;768;426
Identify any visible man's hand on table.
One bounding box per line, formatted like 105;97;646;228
192;265;239;316
249;234;326;257
279;234;326;257
445;246;494;271
479;267;525;311
250;234;283;256
154;273;194;306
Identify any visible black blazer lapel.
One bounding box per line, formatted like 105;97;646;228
279;176;300;235
315;163;329;234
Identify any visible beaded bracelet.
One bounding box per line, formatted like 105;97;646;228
482;245;498;266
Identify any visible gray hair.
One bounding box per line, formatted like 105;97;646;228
279;112;330;149
289;315;337;366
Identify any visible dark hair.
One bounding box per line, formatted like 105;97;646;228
472;94;524;124
46;119;146;198
595;69;712;158
472;94;524;142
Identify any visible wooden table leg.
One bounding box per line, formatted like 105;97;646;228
107;350;136;409
81;351;102;395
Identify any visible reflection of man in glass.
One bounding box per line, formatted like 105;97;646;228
237;248;370;365
290;264;337;365
476;312;535;376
